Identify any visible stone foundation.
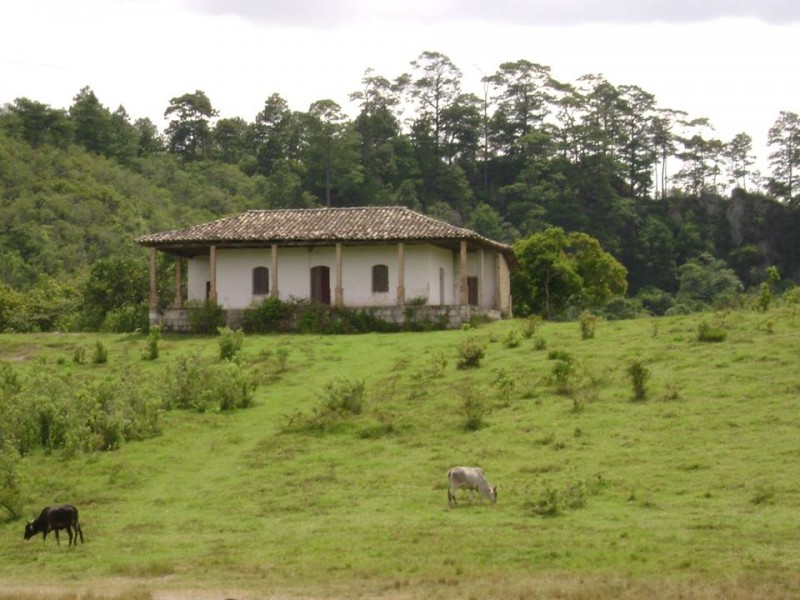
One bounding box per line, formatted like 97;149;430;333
154;305;502;333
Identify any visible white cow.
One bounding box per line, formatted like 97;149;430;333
447;466;497;505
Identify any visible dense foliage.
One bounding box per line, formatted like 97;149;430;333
2;52;800;330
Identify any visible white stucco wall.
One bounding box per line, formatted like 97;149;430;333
184;243;503;310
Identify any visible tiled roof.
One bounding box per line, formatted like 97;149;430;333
136;206;513;256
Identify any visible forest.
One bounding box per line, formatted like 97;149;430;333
1;50;799;332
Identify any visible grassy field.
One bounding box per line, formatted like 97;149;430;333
1;304;800;599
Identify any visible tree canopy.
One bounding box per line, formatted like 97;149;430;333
0;52;799;330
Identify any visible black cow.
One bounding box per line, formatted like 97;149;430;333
24;505;84;546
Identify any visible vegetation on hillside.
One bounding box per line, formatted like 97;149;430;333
2;51;800;332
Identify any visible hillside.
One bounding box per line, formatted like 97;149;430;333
1;304;799;599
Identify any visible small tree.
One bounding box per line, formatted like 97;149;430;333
218;327;244;361
93;341;108;364
144;325;161;360
756;266;780;312
579;311;597;340
627;360;650;401
456;337;485;369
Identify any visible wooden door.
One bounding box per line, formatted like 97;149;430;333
310;266;331;304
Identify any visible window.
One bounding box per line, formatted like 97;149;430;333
252;266;269;295
372;264;389;293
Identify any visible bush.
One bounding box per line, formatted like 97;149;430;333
697;321;727;343
282;377;366;434
550;359;575;395
187;300;225;334
459;385;490;431
200;361;257;411
579;311;596;339
102;304;149;333
601;296;645;320
93;340;108;364
495;370;515;407
322;378;365;415
0;440;22;520
526;479;587;518
73;346;86;365
218;326;244;361
167;353;257;412
522;315;543;338
242;297;291;333
456;336;485;369
503;329;522;348
627;360;650;401
636;287;675;316
144;325;161;360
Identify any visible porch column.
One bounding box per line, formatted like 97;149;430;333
334;243;344;307
494;252;502;310
478;249;485;308
149;248;158;317
270;244;279;299
209;245;218;303
173;257;182;308
396;242;405;306
459;241;468;306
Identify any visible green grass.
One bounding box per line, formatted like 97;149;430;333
2;305;800;599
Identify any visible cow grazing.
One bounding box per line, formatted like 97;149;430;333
447;466;497;505
24;505;84;546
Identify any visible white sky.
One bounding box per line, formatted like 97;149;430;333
2;0;799;170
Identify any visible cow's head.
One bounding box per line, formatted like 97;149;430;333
23;521;35;540
489;486;497;503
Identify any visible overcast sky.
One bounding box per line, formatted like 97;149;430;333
3;0;800;170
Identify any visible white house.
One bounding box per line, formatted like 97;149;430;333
136;206;515;330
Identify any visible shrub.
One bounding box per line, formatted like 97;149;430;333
526;486;561;517
242;297;291;333
167;353;206;411
459;385;490;431
167;353;257;412
627;360;650;401
218;326;244;361
503;329;522;348
534;336;547;351
187;300;225;334
0;361;20;397
73;346;86;365
495;369;516;406
697;321;727;342
579;310;596;339
0;440;22;520
93;341;108;364
636;287;675;316
424;351;448;378
526;479;587;518
456;337;485;369
201;361;258;411
102;304;149;333
601;296;644;320
282;377;366;434
550;359;575;395
322;378;365;415
547;350;572;362
522;315;543;338
275;346;290;372
144;325;161;360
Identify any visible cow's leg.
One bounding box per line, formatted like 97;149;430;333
54;529;60;545
468;489;474;503
76;523;84;544
66;526;74;546
448;488;457;505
